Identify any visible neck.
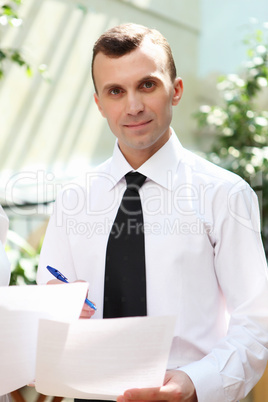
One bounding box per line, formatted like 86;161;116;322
118;129;172;169
124;151;151;170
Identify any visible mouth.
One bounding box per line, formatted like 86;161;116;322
124;120;152;129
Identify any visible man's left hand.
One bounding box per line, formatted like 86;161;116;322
117;370;197;402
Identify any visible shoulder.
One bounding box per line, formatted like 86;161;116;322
181;147;246;189
54;157;113;208
178;148;256;219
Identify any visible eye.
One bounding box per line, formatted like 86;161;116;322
141;81;155;90
109;88;122;96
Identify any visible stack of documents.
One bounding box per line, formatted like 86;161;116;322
0;283;88;395
0;284;175;400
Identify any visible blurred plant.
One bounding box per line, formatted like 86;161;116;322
194;22;268;254
0;0;49;80
0;0;32;78
5;230;41;285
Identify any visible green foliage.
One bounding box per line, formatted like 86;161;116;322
5;230;41;285
0;0;30;78
1;1;21;21
194;23;268;254
0;48;32;77
0;0;49;80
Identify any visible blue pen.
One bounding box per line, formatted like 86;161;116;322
46;265;97;310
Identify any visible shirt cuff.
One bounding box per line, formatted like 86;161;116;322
178;358;225;402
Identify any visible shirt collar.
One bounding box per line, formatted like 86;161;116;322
106;144;133;190
107;128;184;191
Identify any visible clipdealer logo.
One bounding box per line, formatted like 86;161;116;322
4;170;215;217
3;169;263;235
65;217;213;239
52;171;216;226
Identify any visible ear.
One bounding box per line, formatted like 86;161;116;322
94;93;106;118
172;77;183;106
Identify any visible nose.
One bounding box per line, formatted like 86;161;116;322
125;92;144;116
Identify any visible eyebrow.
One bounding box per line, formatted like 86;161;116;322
102;83;122;94
101;74;161;94
137;74;161;85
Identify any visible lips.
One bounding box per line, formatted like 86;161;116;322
124;120;152;128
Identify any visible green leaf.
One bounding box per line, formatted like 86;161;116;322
7;230;36;257
11;50;25;66
77;4;87;13
247;49;254;58
255;29;263;43
0;50;6;61
1;5;18;19
26;65;33;77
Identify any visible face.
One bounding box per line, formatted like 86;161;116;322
93;38;183;168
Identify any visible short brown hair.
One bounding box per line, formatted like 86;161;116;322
91;23;177;91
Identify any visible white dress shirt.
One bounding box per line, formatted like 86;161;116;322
37;130;268;402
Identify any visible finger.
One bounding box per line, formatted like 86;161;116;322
80;311;94;319
123;387;166;401
47;279;64;285
123;381;179;401
80;303;95;319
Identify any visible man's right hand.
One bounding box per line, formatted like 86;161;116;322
80;301;96;319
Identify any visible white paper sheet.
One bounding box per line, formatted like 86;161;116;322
0;283;88;395
35;315;176;400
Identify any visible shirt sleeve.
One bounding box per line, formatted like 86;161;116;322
179;180;268;402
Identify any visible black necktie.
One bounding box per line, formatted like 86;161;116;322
103;172;147;318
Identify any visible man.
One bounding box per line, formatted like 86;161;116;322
37;23;268;402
